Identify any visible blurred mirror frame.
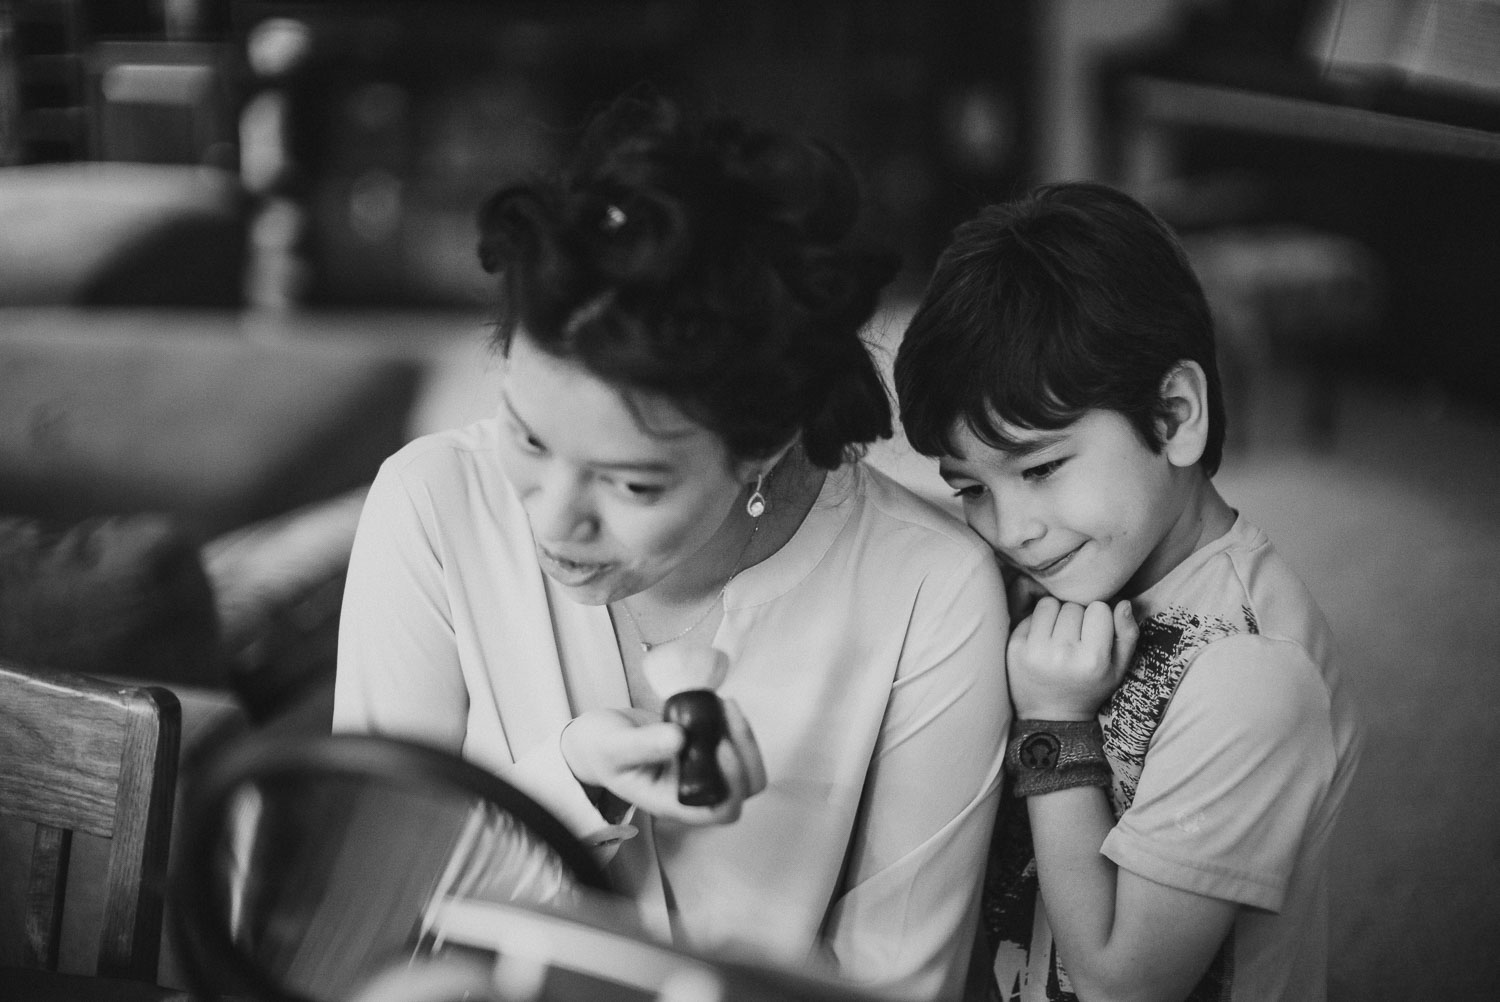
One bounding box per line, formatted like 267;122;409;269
169;731;614;1002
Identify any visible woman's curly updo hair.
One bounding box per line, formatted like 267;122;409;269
476;94;900;469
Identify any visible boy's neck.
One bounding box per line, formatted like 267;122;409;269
1124;474;1237;599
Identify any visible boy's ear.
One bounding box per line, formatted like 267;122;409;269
1157;361;1210;468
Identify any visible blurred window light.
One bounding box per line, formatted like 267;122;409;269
102;63;214;105
1400;0;1500;95
248;18;313;79
240;90;288;192
1310;0;1500;98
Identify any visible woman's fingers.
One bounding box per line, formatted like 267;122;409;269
612;720;686;768
664;699;765;825
722;698;767;796
578;697;768;827
561;710;682;790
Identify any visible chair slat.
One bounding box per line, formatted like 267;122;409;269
97;687;180;981
23;824;71;970
1;660;182;983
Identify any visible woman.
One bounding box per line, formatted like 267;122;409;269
334;95;1009;1000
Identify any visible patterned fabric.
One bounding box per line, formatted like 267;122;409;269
981;605;1254;1002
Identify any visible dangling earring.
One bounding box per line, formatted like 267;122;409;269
746;473;767;518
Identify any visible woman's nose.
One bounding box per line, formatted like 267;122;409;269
527;471;598;543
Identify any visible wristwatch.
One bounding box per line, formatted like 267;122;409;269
1005;718;1112;797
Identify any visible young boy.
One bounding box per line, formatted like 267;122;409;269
894;182;1360;1002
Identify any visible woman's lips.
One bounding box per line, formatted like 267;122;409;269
537;546;614;586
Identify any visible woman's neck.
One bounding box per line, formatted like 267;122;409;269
638;446;826;612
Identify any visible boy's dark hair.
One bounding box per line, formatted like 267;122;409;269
894;181;1226;475
477;93;900;469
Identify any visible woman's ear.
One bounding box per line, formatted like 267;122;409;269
732;436;800;488
1157;361;1210;468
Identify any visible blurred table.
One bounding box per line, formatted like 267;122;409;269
0;967;187;1002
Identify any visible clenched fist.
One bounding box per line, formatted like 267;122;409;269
1007;596;1138;721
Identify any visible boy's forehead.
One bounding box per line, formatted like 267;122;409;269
943;416;1068;464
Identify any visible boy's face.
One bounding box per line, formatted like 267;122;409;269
939;409;1195;604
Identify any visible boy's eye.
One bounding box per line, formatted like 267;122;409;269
1022;458;1065;482
951;483;986;500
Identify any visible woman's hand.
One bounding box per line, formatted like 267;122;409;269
560;700;767;825
1007;596;1137;720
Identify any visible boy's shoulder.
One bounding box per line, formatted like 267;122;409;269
1107;513;1350;813
1111;515;1336;765
1134;513;1332;662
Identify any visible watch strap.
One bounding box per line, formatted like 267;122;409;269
1005;718;1112;797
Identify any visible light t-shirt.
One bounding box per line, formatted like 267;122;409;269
335;416;1012;1001
987;514;1361;1002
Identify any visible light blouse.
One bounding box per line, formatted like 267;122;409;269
334;417;1011;1000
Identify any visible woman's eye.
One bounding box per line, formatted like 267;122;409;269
1022;458;1065;482
613;480;666;502
512;430;545;455
951;483;986;500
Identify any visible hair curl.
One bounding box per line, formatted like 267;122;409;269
476;94;899;469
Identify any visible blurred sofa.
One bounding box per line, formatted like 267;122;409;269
0;310;424;716
0;163;248;308
0;305;441;983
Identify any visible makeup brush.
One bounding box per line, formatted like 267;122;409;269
642;645;731;807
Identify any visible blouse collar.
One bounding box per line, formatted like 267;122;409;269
722;463;860;611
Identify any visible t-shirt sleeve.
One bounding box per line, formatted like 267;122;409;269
1100;633;1338;912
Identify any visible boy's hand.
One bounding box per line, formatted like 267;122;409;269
1003;567;1050;625
1007;597;1137;720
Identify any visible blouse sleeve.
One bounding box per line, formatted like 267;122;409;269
333;457;625;849
333;457;469;749
823;548;1011;1001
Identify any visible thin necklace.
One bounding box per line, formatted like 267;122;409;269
619;515;762;653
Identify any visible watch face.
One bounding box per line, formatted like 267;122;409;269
1018;731;1061;770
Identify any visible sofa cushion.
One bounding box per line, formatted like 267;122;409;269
0;513;221;687
0;163;247;307
204;487;367;720
0;316;421;537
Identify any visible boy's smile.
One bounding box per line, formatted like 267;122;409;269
939;409;1217;604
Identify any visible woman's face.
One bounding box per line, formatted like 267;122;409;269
497;333;754;605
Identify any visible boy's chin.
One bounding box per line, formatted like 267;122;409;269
1036;576;1121;607
1005;572;1114;619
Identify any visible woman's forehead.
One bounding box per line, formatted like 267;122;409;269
503;335;723;460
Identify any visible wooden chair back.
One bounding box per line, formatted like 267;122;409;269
0;659;181;982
